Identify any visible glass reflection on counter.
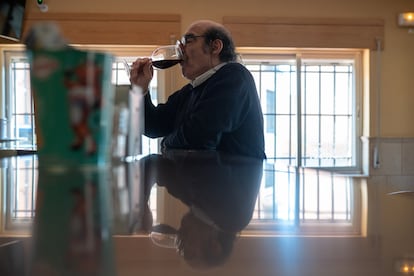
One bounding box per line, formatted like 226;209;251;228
250;165;356;235
1;155;38;234
1;153;357;238
0;151;360;273
30;166;115;276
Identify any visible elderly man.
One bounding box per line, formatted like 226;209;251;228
130;20;265;159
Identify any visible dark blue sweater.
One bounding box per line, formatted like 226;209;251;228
144;62;266;159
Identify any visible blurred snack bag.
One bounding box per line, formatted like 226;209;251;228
27;45;115;167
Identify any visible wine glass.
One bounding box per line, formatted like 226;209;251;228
150;224;179;249
122;59;131;77
122;42;183;76
150;43;183;70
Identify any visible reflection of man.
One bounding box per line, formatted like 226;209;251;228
141;150;263;270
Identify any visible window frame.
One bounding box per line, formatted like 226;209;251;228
240;48;365;175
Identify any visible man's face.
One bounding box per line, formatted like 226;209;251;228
179;24;215;80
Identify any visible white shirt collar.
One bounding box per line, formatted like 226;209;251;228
190;62;227;88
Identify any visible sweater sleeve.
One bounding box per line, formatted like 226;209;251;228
143;85;191;138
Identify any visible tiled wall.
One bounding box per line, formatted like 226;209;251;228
370;137;414;192
367;135;414;226
366;137;414;273
371;138;414;176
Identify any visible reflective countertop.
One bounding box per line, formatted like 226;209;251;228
0;151;413;276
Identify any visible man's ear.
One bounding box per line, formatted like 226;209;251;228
210;39;223;55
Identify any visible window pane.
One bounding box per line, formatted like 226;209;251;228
301;61;355;168
9;56;35;149
320;71;334;114
275;115;295;161
335;72;352;115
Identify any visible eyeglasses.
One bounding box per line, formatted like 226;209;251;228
180;34;206;46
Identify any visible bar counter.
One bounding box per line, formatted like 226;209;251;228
0;151;413;276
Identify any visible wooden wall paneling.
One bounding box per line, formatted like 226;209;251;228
22;13;181;45
223;16;385;50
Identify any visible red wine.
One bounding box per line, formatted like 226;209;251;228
152;59;182;69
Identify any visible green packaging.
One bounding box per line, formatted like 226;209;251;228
28;48;115;167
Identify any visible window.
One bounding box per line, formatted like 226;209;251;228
243;50;362;171
1;49;160;233
2;51;160;154
242;49;364;234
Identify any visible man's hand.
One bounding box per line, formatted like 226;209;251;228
130;58;153;92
